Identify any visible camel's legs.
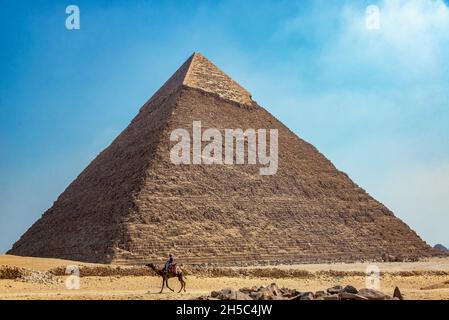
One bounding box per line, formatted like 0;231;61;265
159;278;165;293
178;275;186;293
164;277;174;292
177;275;181;293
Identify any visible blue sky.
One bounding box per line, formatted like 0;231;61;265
1;0;448;253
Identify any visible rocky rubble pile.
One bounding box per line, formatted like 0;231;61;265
197;283;404;301
20;271;55;284
0;265;30;279
187;266;313;278
0;265;55;284
49;265;152;277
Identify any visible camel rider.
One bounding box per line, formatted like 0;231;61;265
164;254;174;274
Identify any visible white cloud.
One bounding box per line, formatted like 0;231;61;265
336;0;449;79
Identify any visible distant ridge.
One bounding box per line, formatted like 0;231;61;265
434;244;449;254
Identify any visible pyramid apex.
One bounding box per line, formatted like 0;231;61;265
182;52;253;106
152;52;253;106
191;51;205;58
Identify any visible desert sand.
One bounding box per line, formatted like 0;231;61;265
1;255;448;300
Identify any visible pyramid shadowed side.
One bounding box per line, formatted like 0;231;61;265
7;82;184;262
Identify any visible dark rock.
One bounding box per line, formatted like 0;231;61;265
343;285;358;294
234;291;252;300
248;285;281;300
327;285;343;294
358;288;388;300
249;291;264;300
203;283;394;302
280;287;301;298
393;287;403;300
211;288;251;300
239;287;252;294
217;288;234;300
300;292;314;300
268;283;280;296
313;290;327;299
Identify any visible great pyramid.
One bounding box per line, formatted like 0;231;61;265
9;52;437;264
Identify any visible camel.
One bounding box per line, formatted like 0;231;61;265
146;263;186;293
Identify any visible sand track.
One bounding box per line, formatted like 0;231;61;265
1;255;448;300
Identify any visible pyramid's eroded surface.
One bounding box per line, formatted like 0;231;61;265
8;53;438;264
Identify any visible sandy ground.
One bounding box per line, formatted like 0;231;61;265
0;255;101;271
1;255;449;300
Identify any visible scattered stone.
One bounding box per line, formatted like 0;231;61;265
210;290;221;298
268;283;280;296
249;291;264;300
238;287;253;295
343;285;358;294
299;292;314;300
21;271;55;284
279;287;301;298
313;290;327;299
327;285;343;294
358;288;389;300
250;283;281;299
234;291;253;300
0;266;30;280
211;288;252;300
198;284;399;301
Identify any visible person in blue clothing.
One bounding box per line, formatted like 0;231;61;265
164;254;174;274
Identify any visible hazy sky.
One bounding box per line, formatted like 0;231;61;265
1;0;448;253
